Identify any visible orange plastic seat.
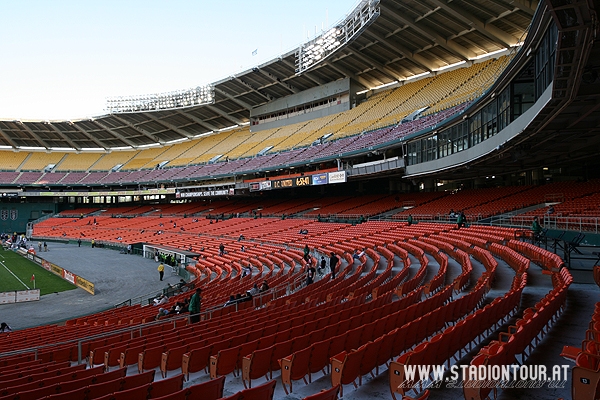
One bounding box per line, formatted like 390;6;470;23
330;345;367;397
242;346;273;389
280;346;312;394
160;344;190;378
210;346;241;378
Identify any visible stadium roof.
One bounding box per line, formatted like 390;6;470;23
0;0;537;151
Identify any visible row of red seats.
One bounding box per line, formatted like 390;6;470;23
280;287;446;396
177;291;371;380
390;242;526;399
508;239;563;270
385;236;497;399
463;263;571;400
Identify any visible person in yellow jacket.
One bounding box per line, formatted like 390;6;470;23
158;263;165;281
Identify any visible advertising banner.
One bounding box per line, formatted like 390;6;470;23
312;173;328;185
50;263;63;277
259;181;272;190
62;269;77;285
0;291;14;304
41;260;52;271
76;276;95;295
16;289;40;302
0;289;40;304
328;170;347;184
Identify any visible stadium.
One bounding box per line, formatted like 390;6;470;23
0;0;599;399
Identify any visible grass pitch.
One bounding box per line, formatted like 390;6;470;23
0;246;76;295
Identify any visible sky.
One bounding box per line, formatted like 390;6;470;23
0;0;353;121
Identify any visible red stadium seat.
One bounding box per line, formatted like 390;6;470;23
184;376;225;400
148;374;184;398
300;385;340;400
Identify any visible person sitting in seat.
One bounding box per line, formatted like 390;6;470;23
155;307;169;320
224;295;237;307
260;280;269;292
247;283;259;297
0;322;11;333
153;294;168;306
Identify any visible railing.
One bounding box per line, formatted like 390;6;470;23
0;247;337;366
0;312;193;364
26;213;57;236
541;216;600;234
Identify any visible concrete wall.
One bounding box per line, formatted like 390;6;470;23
0;202;58;234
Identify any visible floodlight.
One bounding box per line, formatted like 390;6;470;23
106;84;214;114
295;0;380;74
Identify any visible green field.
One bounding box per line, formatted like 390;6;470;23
0;246;76;295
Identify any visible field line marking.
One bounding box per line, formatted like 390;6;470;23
0;260;30;290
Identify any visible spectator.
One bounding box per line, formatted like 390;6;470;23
260;280;269;292
329;252;339;279
353;248;366;261
407;214;413;226
303;245;310;260
155;307;169;320
153;294;168;306
247;283;259;297
532;216;542;235
189;288;202;324
179;298;190;313
219;243;225;256
127;244;132;254
224;295;237;307
158;263;165;281
44;242;48;252
457;212;466;229
0;322;11;333
320;256;326;271
547;205;555;214
306;262;316;285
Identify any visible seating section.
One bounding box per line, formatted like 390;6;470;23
0;55;517;188
463;266;572;400
55;153;104;172
566;298;600;400
0;152;29;171
19;152;66;172
18;209;576;399
90;151;141;172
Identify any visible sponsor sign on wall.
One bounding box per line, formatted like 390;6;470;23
76;276;95;295
312;173;328;185
177;190;230;198
251;171;347;191
0;289;40;304
63;269;76;285
328;170;347;184
16;290;40;302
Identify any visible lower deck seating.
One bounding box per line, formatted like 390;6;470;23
16;214;582;399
